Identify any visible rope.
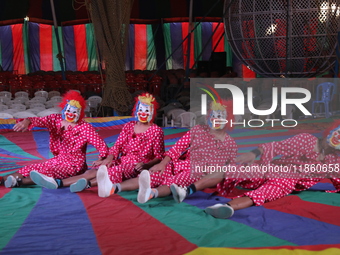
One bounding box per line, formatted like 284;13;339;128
86;0;134;113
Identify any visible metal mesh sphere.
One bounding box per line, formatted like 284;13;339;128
224;0;340;77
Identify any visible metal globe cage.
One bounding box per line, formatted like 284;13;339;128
223;0;340;77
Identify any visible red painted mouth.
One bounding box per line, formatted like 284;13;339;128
138;113;149;122
66;113;76;122
331;134;340;146
211;118;221;128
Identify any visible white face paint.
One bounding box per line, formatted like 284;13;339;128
62;104;81;123
136;102;153;123
208;110;227;129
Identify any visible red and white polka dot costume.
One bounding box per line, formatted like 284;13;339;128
150;124;237;187
107;121;164;183
218;133;340;206
18;114;108;179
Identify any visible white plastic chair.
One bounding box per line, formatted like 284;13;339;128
2;109;19;115
11;103;26;111
193;110;207;125
87;100;98;108
85;100;99;117
37;108;60;117
34;91;49;99
45;100;59;109
15;91;29;98
6;100;15;107
0;91;12;99
0;104;9;111
0;112;14;118
13;111;37;118
0;96;10;104
30;96;47;104
30;102;46;109
85;105;91;117
48;90;61;99
14;96;29;104
165;108;186;127
176;112;196;128
27;107;46;115
50;96;63;103
88;95;102;105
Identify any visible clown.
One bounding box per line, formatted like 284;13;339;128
2;90;108;188
133;93;157;124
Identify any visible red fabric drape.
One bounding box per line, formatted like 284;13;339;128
39;23;53;71
74;24;89;71
134;24;147;70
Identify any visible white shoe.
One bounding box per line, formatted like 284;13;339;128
137;170;152;204
204;203;234;219
5;175;17;188
96;165;113;197
30;171;58;189
170;184;187;203
70;178;88;193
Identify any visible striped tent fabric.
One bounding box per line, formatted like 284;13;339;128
0;20;253;74
62;23;98;72
163;22;195;70
0;21;99;74
125;23;158;71
27;22;63;73
0;24;26;74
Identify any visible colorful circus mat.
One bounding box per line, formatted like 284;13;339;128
0;116;339;254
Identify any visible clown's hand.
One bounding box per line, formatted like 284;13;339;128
149;163;166;175
92;158;104;168
102;157;114;168
13;119;30;132
134;162;145;171
93;155;114;168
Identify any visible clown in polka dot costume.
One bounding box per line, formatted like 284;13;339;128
175;120;340;219
1;91;108;188
100;92;164;184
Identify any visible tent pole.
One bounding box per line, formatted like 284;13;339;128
184;0;194;81
50;0;66;80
